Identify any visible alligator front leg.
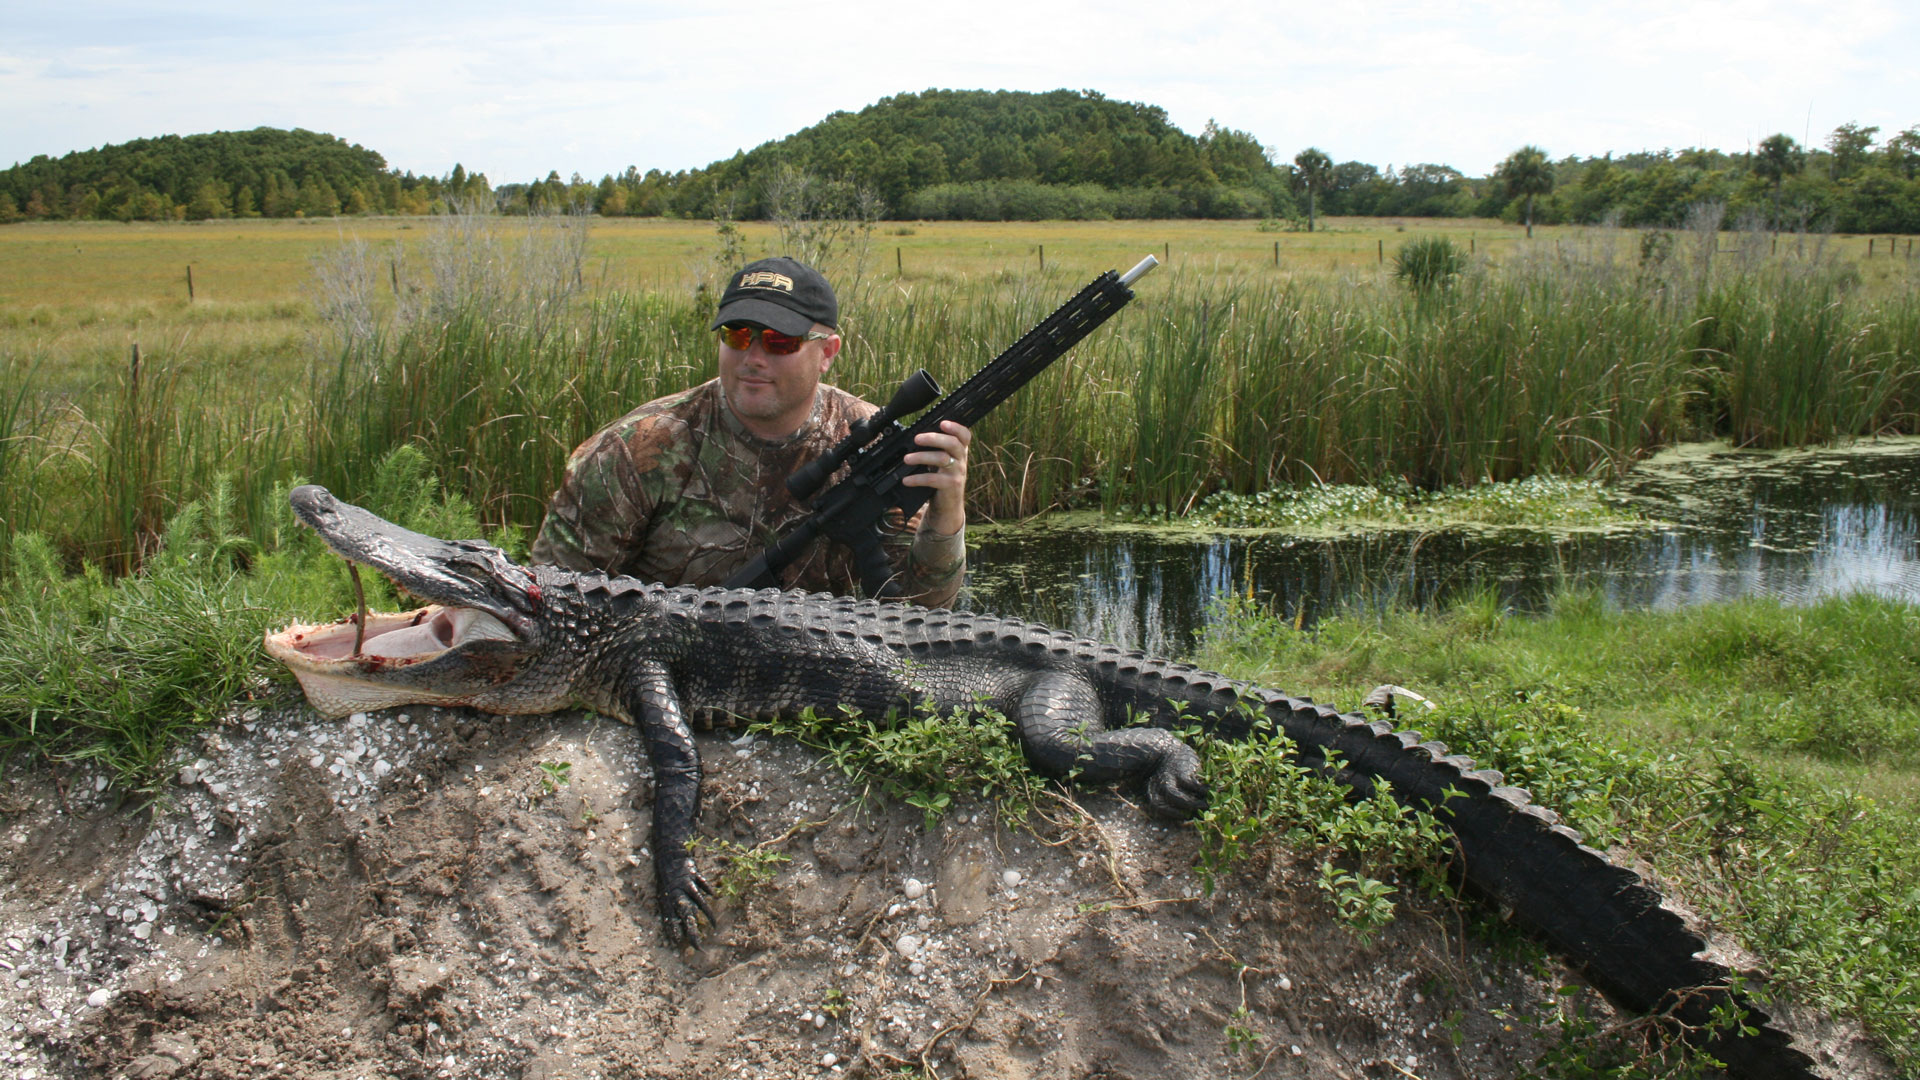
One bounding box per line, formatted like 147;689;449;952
1015;671;1210;818
624;662;715;946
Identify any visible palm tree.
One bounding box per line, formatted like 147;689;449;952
1293;148;1332;232
1496;146;1553;239
1753;134;1805;230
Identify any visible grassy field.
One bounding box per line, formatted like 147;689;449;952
6;215;1915;394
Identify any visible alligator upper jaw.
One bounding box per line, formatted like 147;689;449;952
287;485;536;639
264;604;518;718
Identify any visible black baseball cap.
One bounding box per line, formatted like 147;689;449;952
709;256;838;336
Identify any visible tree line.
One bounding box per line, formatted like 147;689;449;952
0;127;489;224
5;93;1919;233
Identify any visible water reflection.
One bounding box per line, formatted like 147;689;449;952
964;441;1920;656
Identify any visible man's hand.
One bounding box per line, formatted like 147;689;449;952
901;420;971;535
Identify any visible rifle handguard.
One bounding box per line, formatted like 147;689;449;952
787;369;942;503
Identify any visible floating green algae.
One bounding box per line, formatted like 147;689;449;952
1183;475;1648;533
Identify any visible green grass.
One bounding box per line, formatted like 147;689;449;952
1195;590;1920;1073
0;449;504;791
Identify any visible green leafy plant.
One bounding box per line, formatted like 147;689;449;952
1224;1005;1262;1055
750;698;1046;829
688;836;791;899
1185;714;1455;939
536;760;572;795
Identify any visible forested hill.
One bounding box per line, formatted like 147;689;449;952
0;127;487;222
638;88;1294;220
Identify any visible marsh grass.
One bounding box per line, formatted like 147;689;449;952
0;451;500;792
5;214;1919;567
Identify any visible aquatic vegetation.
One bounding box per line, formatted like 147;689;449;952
1186;475;1646;531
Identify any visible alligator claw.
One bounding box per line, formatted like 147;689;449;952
1146;746;1211;819
657;861;716;947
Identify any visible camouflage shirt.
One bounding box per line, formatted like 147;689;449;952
531;378;965;607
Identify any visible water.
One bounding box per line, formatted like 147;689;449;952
963;440;1920;655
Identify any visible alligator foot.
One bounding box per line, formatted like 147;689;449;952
656;855;716;947
1142;740;1210;819
1013;671;1210;818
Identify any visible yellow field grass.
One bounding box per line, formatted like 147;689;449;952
4;215;1915;394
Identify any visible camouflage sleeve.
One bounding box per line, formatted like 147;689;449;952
530;416;678;575
902;522;966;609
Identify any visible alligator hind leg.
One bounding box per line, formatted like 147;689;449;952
1014;671;1209;819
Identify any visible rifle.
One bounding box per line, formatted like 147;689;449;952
723;254;1160;597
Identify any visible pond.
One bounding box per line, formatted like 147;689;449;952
962;439;1920;656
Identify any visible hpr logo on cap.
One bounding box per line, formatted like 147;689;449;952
738;271;794;292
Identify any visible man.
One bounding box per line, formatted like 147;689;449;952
531;256;969;607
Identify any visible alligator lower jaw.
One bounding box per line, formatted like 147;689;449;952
264;604;514;719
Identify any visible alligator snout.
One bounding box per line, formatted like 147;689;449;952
289;485;337;518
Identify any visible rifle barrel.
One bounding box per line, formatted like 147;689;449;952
1119;254;1160;286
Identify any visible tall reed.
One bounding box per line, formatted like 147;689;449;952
6;229;1919;570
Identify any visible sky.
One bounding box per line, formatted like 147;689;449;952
5;0;1916;183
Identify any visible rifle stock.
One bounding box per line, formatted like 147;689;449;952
724;255;1160;596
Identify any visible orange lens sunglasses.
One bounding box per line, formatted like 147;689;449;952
717;325;831;355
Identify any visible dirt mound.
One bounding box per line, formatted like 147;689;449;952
0;704;1890;1079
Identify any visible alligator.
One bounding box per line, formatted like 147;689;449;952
265;486;1820;1078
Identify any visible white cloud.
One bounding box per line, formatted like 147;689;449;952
4;0;1914;177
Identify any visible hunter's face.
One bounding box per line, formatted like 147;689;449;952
717;323;839;439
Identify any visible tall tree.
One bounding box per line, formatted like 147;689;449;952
1496;145;1553;238
1753;133;1805;228
1826;123;1879;179
1293;147;1332;232
1886;125;1920;180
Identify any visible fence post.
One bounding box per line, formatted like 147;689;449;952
390;260;399;295
1273;240;1279;266
1038;244;1044;272
1377;239;1383;264
1164;242;1170;262
896;246;902;274
1470;236;1475;255
185;265;194;301
1869;238;1875;256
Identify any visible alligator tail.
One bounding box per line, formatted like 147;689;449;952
1078;651;1819;1077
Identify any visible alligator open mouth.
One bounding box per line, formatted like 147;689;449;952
265;604;520;718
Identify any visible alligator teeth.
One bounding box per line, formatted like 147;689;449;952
348;562;368;656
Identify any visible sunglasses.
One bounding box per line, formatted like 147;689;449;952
717;325;832;355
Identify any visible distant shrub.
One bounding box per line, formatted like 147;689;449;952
1639;229;1675;267
1392;236;1468;292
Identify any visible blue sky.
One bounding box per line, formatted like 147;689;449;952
5;1;1915;182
